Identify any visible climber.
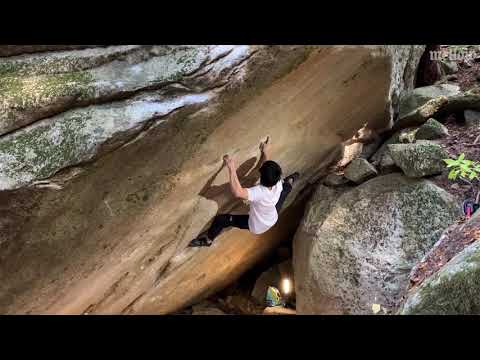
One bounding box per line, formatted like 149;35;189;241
189;136;299;247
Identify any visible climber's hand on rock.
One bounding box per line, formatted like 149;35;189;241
260;136;271;159
223;155;235;170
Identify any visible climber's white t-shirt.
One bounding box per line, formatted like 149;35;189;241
246;181;283;235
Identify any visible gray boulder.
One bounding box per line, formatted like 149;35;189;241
415;118;449;140
398;84;460;120
400;212;480;315
344;158;378;184
395;87;480;130
370;128;417;172
388;141;448;178
192;301;226;315
464;109;480;128
439;60;459;75
293;173;460;314
323;173;349;187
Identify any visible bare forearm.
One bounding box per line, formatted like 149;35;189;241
228;166;244;197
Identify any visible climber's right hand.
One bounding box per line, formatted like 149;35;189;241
223;154;235;170
260;136;271;158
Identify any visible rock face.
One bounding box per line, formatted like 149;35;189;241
415;118;449;140
398;84;460;120
323;173;349;187
251;260;293;304
0;45;424;314
388;141;448;178
344;158;377;184
370;128;417;173
395;86;480;130
293;173;459;315
400;212;480;315
464;109;480;128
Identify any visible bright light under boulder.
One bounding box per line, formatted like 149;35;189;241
281;278;292;295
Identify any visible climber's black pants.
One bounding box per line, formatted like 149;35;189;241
207;181;292;240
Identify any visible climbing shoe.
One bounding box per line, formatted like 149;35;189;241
189;236;213;247
284;172;300;185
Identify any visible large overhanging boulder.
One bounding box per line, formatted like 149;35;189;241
0;45;424;314
293;174;460;315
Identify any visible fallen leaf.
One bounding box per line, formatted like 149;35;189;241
372;303;381;314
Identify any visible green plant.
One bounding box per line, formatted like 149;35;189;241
444;153;480;202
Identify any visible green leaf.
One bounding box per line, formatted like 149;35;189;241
469;172;477;180
448;169;457;180
444;158;456;166
458;153;465;161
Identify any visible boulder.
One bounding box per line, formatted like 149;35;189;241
344;158;378;184
360;138;383;160
398;84;461;120
370;129;416;173
439;60;459;75
394;87;480;130
0;45;424;314
400;212;480;315
464;109;480;128
415;118;449;140
323;173;349;187
192;301;226;315
388;141;448;178
293;173;460;314
263;306;296;315
251;260;293;304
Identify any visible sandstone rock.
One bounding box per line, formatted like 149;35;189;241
400;212;480;315
337;142;364;168
415;118;449;140
388;141;448;178
0;45;424;315
464;109;480;128
323;173;349;187
344;158;378;184
293;173;460;314
263;306;296;315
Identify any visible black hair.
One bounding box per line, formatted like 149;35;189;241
259;160;282;187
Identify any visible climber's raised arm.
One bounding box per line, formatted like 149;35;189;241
259;136;271;164
224;155;248;200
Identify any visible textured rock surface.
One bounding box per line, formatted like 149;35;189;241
344;158;377;184
400;212;480;315
293;174;459;314
370;128;417;172
388;141;448;178
395;86;480;130
251;260;293;304
0;45;423;314
323;173;349;187
464;109;480;128
398;84;460;120
415;118;449;140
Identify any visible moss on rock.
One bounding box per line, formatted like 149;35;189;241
388;141;448;178
400;240;480;315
